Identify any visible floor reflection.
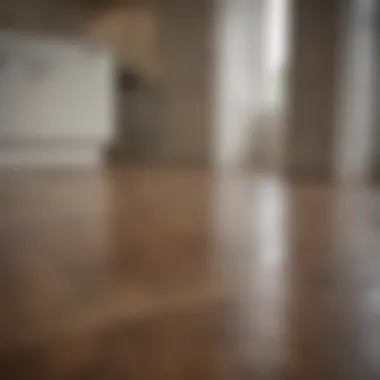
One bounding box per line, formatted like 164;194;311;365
247;176;289;375
214;172;289;377
333;185;380;378
1;169;380;379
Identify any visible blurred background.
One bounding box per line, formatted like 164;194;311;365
0;0;378;179
0;0;379;379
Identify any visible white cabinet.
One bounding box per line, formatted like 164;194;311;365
0;31;114;167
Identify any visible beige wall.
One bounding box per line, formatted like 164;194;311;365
84;5;159;80
285;0;341;179
85;1;214;165
157;0;214;165
336;0;379;182
372;5;380;181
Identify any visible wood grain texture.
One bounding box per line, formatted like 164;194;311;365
0;168;379;379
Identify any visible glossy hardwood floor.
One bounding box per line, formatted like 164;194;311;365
0;167;379;379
